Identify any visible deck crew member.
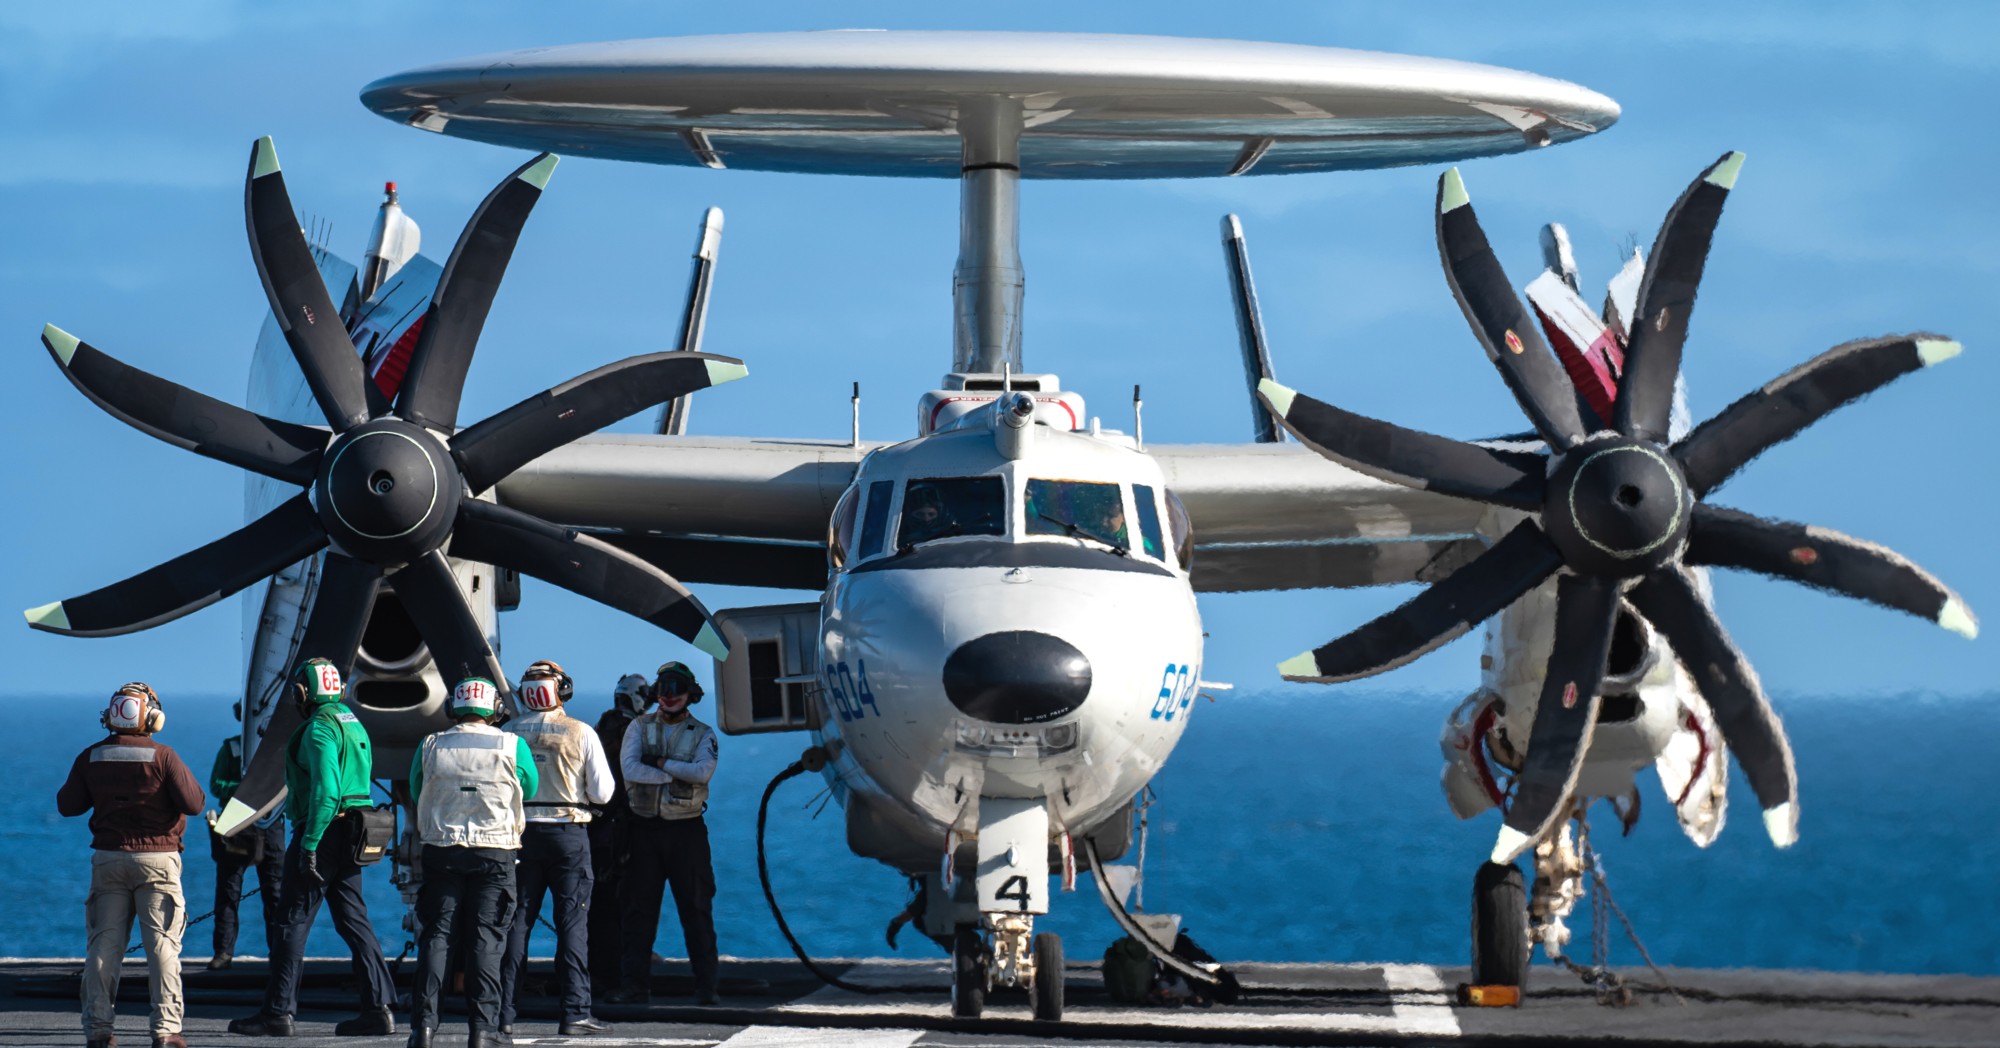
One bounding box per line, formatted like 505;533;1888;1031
58;682;204;1048
499;660;614;1037
229;659;397;1038
587;673;651;992
607;662;720;1005
407;677;539;1048
206;734;285;970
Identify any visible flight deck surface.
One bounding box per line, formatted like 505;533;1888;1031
5;956;1993;1048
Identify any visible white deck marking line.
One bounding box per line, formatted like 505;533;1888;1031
512;1039;713;1046
717;1026;924;1048
1381;963;1462;1037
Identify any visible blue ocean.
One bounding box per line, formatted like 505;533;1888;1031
9;691;1996;978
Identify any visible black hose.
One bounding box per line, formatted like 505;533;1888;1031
756;753;888;996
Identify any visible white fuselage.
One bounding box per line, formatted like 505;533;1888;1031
814;418;1204;868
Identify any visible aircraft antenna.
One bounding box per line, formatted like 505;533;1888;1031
850;381;861;448
1133;384;1144;448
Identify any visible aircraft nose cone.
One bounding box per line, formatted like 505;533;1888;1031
942;630;1091;725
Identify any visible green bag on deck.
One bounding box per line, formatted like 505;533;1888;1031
1102;936;1156;1004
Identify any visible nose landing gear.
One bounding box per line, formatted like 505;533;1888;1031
949;918;1065;1021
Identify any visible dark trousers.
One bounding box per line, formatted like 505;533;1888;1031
618;815;718;995
412;845;516;1034
213;820;285;956
586;817;627;989
500;823;594;1025
262;817;395;1017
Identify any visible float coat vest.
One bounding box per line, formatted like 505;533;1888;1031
511;710;593;823
415;725;525;849
628;716;713;821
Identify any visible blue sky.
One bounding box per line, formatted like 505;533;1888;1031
3;2;1994;703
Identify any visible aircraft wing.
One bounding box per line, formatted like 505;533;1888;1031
1150;442;1491;593
498;434;1495;593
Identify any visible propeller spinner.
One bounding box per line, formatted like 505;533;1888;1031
28;138;744;827
1259;153;1974;865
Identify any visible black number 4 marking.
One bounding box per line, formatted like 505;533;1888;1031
995;874;1031;911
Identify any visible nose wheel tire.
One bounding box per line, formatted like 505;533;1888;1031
1031;931;1064;1021
951;925;987;1019
1472;860;1530;990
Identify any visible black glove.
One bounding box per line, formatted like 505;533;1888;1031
302;848;324;886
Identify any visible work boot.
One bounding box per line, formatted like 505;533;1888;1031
151;1036;188;1048
227;1013;295;1036
206;950;233;971
601;984;650;1005
85;1036;115;1048
405;1026;432;1048
695;984;720;1006
467;1028;510;1047
334;1006;396;1035
559;1017;610;1035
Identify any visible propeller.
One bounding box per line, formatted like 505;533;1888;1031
28;137;746;830
1261;154;1974;864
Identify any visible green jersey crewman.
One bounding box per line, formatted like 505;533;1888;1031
205;735;284;969
230;659;398;1037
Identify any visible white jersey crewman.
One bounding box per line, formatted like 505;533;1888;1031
499;660;614;1037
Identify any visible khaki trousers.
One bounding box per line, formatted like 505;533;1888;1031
83;849;185;1039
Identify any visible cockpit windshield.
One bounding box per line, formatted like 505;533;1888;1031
1025;479;1127;552
899;476;1006;548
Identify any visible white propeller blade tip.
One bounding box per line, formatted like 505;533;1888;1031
252;136;281;179
1939;595;1978;639
42;324;79;366
1490;825;1532;865
1762;803;1798;848
704;360;749;387
694;621;730;661
1256;378;1296;418
24;601;70;631
1275;651;1317;680
1916;338;1962;367
1439;168;1470;213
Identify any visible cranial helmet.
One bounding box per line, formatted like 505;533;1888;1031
519;659;572;712
613;673;652;716
103;682;164;735
295;658;345;707
655;661;703;704
451;677;500;720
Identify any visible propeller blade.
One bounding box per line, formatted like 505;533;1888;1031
395;153;559;432
213;700;302;837
244;136;370;431
1687;504;1977;638
452;352;748;494
25;495;325;637
1614;151;1745;443
296;552;385;680
1257;379;1545;511
387;551;507;689
451;499;729;659
1277;520;1563;682
40;324;326;485
1492;573;1620;864
1627;565;1799;847
1675;334;1962;496
1435;168;1586;450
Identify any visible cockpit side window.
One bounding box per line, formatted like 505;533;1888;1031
857;481;893;561
1025;479;1127;551
1165;489;1194;569
899;476;1006;548
1132;484;1166;561
828;485;860;569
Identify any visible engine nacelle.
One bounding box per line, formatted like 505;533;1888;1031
1440;570;1730;843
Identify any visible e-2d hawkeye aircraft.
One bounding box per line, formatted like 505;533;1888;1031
24;31;1973;1018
